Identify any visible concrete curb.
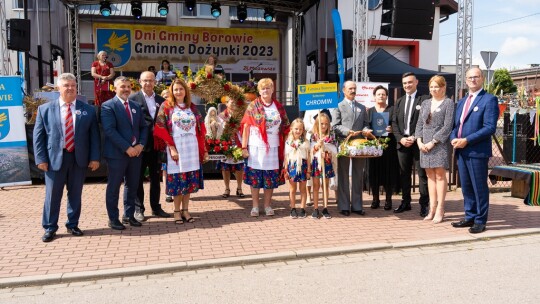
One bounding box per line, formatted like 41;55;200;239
2;229;540;289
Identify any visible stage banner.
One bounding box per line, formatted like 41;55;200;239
93;23;280;75
298;83;339;111
354;82;389;108
0;76;32;187
331;9;344;97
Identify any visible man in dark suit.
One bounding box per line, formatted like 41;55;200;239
450;68;499;234
129;71;169;221
33;73;101;242
101;76;148;230
332;80;372;216
392;72;429;216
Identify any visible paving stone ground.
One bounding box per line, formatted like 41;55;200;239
0;178;539;281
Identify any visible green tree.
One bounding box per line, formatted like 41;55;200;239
486;68;517;95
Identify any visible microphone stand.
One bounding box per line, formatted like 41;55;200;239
248;63;263;79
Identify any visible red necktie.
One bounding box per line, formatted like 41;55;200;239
457;94;473;138
124;101;132;124
65;104;74;152
124;101;137;145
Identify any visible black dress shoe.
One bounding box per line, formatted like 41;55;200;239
339;210;351;216
127;217;142;227
152;209;171;218
352;210;366;216
370;200;380;209
108;219;126;230
393;203;411;213
420;205;429;217
383;201;393;211
66;227;84;236
451;219;474;228
42;231;56;242
469;223;486;234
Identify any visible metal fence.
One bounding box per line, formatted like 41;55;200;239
450;109;540;190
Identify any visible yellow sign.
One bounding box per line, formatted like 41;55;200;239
298;83;337;94
93;23;279;73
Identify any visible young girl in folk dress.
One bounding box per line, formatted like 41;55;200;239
284;119;311;218
311;113;337;219
204;107;222;140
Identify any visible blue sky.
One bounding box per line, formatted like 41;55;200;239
438;0;540;70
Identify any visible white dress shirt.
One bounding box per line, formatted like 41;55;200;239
143;91;157;119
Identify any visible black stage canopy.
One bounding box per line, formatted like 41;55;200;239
345;48;456;103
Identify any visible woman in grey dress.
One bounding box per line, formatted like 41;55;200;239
415;75;455;224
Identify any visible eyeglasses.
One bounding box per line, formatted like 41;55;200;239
466;76;481;81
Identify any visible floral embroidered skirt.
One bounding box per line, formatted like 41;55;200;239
166;169;203;196
311;156;335;179
243;166;283;189
216;161;244;172
287;159;308;182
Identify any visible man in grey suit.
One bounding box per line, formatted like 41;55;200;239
33;73;101;242
129;71;169;221
332;81;372;216
101;76;148;230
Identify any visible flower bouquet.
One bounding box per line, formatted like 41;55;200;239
205;136;243;162
153;83;169;96
238;79;258;101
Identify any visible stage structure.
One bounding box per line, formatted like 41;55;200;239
352;0;368;83
455;0;473;99
60;0;318;96
0;2;13;75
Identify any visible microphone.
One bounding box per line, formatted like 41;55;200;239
249;63;263;79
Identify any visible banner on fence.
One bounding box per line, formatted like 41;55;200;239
0;76;32;187
354;82;390;108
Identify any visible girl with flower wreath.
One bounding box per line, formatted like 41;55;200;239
241;78;290;217
283;119;311;218
154;79;209;225
310;112;337;219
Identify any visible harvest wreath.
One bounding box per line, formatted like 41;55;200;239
187;66;250;154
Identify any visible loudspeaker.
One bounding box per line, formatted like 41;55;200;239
380;0;435;40
6;19;31;52
342;29;353;59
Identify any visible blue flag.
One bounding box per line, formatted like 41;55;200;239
331;9;344;98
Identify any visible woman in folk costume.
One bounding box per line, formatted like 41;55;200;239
241;78;290;217
217;98;245;198
154;79;209;225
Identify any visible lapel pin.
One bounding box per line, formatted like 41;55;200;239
416;105;421;110
473;106;479;112
82;111;87;115
132;108;136;114
435;108;441;112
75;110;81;115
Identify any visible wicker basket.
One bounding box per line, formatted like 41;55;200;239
339;133;382;158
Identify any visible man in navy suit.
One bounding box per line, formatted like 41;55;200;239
450;68;499;234
129;71;169;221
33;73;101;242
101;76;148;230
